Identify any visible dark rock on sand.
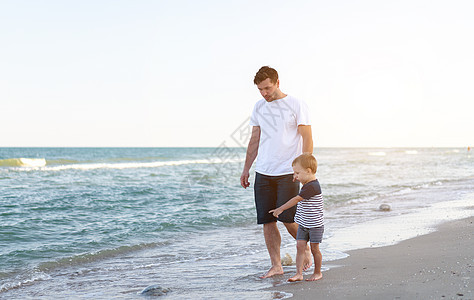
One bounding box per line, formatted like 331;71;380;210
139;285;170;296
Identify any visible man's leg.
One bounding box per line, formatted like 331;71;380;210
254;173;281;278
283;222;313;271
261;221;284;278
283;221;298;239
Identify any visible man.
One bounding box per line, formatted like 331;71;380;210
240;66;314;278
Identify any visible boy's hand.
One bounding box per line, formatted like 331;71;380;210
269;207;283;218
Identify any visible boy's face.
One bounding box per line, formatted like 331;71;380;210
292;163;314;185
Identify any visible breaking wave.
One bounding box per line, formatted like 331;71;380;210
0;158;47;167
1;158;243;171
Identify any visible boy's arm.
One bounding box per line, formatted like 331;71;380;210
269;195;304;217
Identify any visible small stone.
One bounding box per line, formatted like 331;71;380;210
379;204;391;211
281;253;293;266
139;285;170;296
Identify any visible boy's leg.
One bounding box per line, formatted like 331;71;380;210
288;240;307;282
276;175;313;271
283;222;313;271
307;243;323;281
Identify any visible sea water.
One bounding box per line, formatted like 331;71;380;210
1;147;473;299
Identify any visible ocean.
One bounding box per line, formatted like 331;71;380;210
1;147;473;299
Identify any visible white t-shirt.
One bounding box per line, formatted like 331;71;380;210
249;95;311;176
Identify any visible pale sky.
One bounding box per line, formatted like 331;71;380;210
1;0;473;147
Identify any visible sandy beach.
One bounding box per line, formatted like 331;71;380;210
271;216;473;299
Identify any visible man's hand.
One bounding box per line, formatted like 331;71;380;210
240;171;250;189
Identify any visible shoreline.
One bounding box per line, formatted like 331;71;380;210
270;216;473;299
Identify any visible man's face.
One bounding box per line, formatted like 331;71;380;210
257;78;279;102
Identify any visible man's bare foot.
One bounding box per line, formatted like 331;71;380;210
288;274;304;282
303;250;313;271
306;273;322;281
260;266;284;279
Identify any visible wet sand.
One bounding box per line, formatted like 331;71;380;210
271;216;473;299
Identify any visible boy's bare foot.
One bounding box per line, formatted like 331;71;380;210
260;266;284;279
303;250;313;271
288;274;304;282
306;273;322;281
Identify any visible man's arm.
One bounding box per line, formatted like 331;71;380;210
240;126;260;189
298;125;313;154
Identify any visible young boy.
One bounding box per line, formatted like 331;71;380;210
269;153;324;282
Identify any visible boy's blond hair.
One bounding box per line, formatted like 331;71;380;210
292;153;317;174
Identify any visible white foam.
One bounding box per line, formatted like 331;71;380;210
20;158;47;167
325;196;474;252
368;151;386;156
0;158;47;167
0;272;51;293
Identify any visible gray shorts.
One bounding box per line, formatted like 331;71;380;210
296;225;324;243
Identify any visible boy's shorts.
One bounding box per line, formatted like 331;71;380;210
296;225;324;243
254;172;299;224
